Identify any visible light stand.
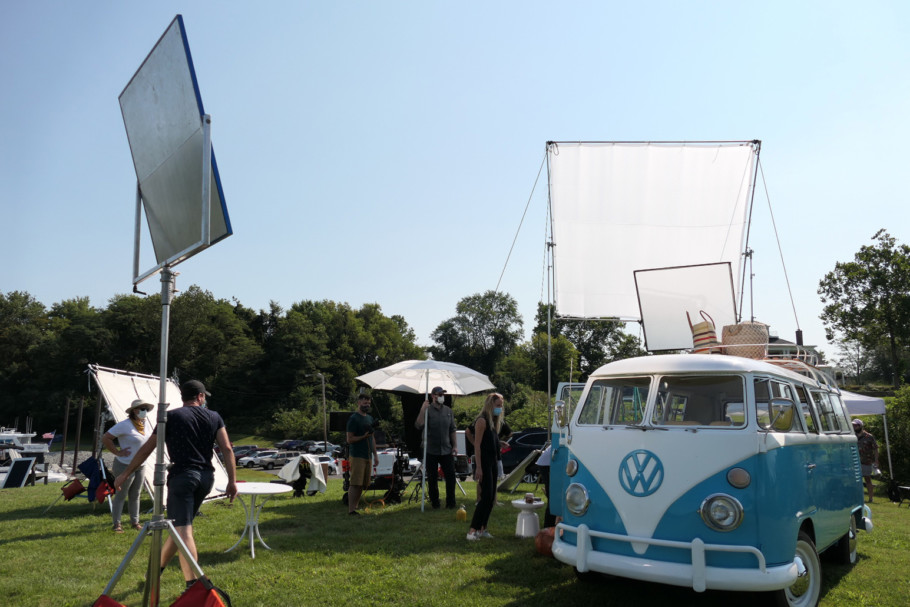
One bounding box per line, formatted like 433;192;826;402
99;269;208;606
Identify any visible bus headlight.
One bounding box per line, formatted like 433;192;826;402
566;483;590;516
565;459;578;477
699;494;743;532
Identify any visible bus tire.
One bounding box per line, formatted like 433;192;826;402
828;515;858;566
770;530;821;607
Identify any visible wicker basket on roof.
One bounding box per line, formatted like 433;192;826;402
721;322;769;359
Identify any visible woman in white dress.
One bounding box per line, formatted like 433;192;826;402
102;399;154;532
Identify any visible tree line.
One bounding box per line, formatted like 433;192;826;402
0;287;641;438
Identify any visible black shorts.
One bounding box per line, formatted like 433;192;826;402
167;469;214;526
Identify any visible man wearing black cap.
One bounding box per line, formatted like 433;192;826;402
115;379;237;591
415;386;457;509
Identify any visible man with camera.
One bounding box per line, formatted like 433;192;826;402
346;393;379;515
415;386;458;509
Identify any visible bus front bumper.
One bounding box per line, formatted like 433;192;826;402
553;522;799;593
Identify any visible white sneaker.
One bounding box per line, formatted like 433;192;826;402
479;530;494;539
466;531;480;541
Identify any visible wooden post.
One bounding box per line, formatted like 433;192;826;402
71;397;85;476
60;398;71;467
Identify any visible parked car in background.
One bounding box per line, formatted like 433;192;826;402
500;428;548;481
316;454;339;475
275;439;305;450
232;445;259;458
238;449;277;468
298;440;318;453
308;441;341;455
261;451;302;470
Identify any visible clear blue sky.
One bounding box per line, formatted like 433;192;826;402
2;2;909;359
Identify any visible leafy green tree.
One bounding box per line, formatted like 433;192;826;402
835;338;875;385
32;298;112;418
430;290;523;376
495;332;579;396
0;291;49;423
878;388;910;485
505;385;551;429
102;293;161;372
534;303;645;378
819;230;910;388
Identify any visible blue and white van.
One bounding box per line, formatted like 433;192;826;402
549;354;871;607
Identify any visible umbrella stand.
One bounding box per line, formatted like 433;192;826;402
422;370;428;512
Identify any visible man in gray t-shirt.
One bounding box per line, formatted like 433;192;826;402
415;386;457;509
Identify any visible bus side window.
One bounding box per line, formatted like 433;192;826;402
810;391;838;433
795;385;818;433
578;385;605;425
756;379;800;432
830;394;852;433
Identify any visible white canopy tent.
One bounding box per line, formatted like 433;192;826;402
842;390;893;477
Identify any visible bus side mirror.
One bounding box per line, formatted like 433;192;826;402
770;399;796;432
555;401;568;427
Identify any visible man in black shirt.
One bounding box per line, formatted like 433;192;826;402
115;380;237;590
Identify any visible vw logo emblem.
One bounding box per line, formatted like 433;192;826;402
618;450;664;497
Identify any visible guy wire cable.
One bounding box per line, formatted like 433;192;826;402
758;159;801;331
495;149;547;293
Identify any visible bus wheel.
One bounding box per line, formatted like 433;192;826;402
770;531;821;607
829;515;858;565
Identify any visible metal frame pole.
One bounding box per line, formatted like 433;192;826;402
142;266;176;607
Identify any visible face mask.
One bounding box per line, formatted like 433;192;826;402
361;405;371;413
436;395;445;403
493;407;502;416
136;409;148;419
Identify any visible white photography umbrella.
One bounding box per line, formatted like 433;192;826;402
355;360;495;511
356;360;495;396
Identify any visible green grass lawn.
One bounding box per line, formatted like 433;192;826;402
1;473;908;607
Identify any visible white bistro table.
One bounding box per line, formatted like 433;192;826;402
511;498;546;538
220;481;292;558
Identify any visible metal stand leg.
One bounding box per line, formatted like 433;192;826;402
100;518;206;606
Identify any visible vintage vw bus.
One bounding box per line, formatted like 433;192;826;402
549;354;871;607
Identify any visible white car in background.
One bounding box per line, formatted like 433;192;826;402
238;450;277;468
316;454;339;475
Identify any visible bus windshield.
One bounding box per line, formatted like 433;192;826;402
651;375;746;428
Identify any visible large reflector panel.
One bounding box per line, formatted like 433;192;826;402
634;263;737;351
119;15;231;281
548;141;757;320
